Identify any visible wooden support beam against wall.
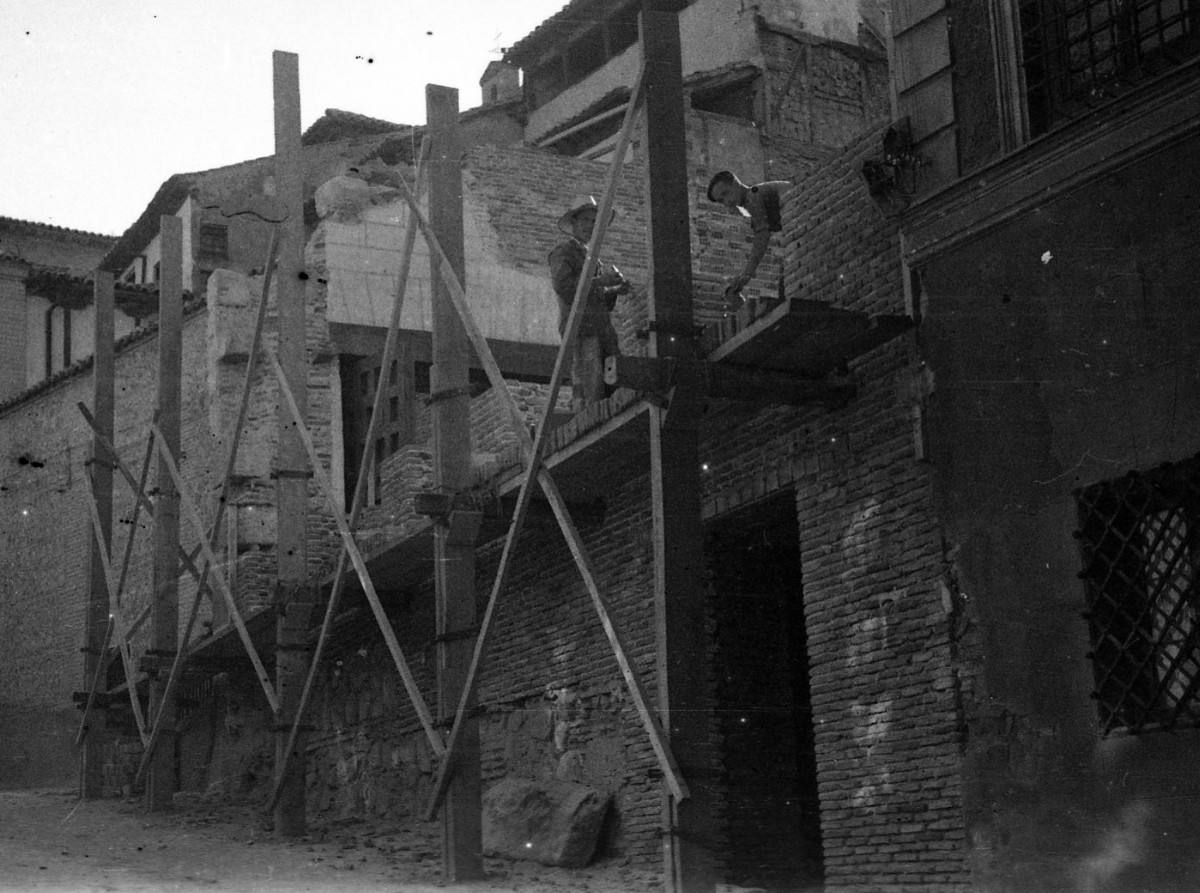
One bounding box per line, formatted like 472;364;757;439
147;215;182;812
83;487;150;747
642;5;720;892
427;84;485;883
81;269;115;798
271;49;314;839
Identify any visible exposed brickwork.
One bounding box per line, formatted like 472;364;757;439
689;118;971;890
782;122;902;312
473;474;663;861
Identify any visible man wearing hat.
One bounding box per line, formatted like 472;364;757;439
548;195;631;407
706;170;792;306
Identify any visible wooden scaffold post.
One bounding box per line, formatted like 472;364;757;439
147;215;183;811
80;269;115;798
642;3;720;891
427;84;485;882
271;48;314;838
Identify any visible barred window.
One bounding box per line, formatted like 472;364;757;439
1076;456;1200;734
1020;0;1200;137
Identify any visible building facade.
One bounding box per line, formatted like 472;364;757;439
890;0;1200;890
12;2;1193;892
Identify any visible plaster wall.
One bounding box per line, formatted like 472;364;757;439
21;298;135;387
918;135;1200;893
320;190;559;345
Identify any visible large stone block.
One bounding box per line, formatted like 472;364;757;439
482;776;610;868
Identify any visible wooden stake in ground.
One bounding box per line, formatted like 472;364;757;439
81;269;114;798
146;215;183;812
426;84;484;883
271;49;314;839
642;7;720;892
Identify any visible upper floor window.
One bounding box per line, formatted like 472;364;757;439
199;223;230;261
1076;455;1200;734
1019;0;1200;137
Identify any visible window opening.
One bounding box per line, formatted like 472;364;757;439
199;223;230;260
1019;0;1200;137
690;74;760;122
1075;455;1200;734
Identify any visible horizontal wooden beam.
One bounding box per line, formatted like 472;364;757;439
605;356;856;407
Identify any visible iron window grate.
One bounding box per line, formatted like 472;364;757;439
1020;0;1200;136
1075;456;1200;734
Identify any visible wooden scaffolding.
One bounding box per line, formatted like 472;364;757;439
75;6;910;892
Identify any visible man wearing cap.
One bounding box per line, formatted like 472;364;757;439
548;195;631;406
706;170;792;306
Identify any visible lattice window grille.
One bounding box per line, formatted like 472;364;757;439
1020;0;1200;136
1076;456;1200;734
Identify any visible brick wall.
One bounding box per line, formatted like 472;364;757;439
474;474;662;861
686;122;971;890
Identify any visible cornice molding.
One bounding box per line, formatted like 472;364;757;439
901;63;1200;265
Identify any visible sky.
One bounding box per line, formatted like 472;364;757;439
1;0;569;236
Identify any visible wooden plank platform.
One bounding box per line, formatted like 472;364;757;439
706;298;913;377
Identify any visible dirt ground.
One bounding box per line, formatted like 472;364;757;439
0;789;660;893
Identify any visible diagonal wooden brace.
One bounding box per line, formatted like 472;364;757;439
77;403;208;586
149;424;280;714
113;420;157;615
84;486;149;744
74;615;114;747
267;351;445;757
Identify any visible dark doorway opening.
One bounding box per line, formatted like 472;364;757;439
705;490;823;891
